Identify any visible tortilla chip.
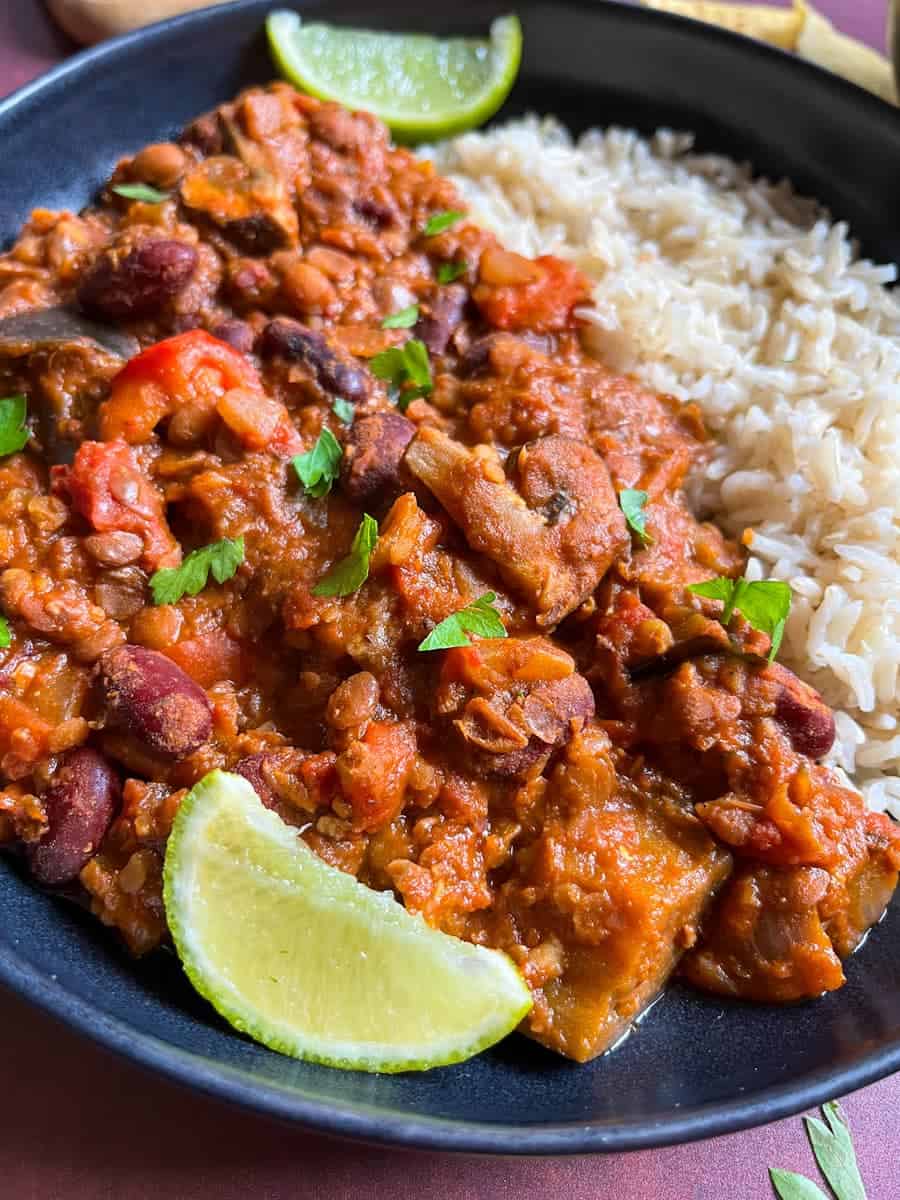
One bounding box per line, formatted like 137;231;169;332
640;1;803;50
794;2;897;104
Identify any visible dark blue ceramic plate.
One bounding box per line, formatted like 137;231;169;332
1;0;899;1155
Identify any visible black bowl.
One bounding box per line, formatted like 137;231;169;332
2;0;900;1155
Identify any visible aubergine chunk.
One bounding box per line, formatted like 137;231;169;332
475;727;731;1062
682;809;900;1002
180;156;298;253
405;428;628;628
680;864;845;1002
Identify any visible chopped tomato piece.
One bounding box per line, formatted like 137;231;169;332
163;629;244;688
335;721;416;832
473;254;591;332
54;440;179;570
99;330;263;444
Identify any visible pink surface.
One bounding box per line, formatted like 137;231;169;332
0;3;896;1197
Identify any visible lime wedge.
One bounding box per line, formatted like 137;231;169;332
163;771;532;1072
266;11;523;142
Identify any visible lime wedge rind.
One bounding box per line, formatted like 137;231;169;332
266;11;523;142
164;771;532;1073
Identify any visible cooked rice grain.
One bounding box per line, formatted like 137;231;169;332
431;118;900;816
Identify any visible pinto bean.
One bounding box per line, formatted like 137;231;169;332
27;747;120;886
209;318;256;355
340;412;415;504
78;240;198;322
414;285;467;356
130;142;187;190
770;664;836;760
84;531;144;567
326;672;380;730
257;318;368;401
99;645;213;758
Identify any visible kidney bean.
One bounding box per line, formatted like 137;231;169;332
340;412;415;505
78;240;199;322
227;215;289;256
209;318;256;355
181;112;224;155
414;285;467;356
770;664;836;760
99;645;213;758
257;318;368;401
27;747;120;886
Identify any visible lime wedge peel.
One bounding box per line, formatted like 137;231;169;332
164;771;532;1073
266;11;523;142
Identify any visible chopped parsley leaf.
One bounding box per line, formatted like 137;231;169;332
688;575;792;662
313;514;379;597
619;489;651;546
150;537;245;606
424;210;465;237
0;395;29;457
292;428;342;499
381;304;419;330
418;592;507;652
111;183;169;203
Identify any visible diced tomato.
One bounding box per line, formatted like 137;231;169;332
0;693;53;777
53;440;179;570
163;628;244;689
473;254;591;333
336;721;416;832
99;330;263;444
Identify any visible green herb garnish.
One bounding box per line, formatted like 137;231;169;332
381;304;419;330
292;428;342;499
112;183;170;203
150;537;245;606
770;1102;867;1200
418;592;507;652
424;210;465;237
332;397;355;424
688;575;791;663
437;260;467;284
0;616;10;649
313;514;379;597
0;395;29;457
370;339;432;411
619;488;651;546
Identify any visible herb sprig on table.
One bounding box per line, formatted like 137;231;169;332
770;1102;867;1200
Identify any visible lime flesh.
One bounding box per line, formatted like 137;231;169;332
163;771;532;1072
266;11;523;142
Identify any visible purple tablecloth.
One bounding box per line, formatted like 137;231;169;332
0;3;896;1197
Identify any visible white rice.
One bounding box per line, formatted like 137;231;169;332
429;117;900;818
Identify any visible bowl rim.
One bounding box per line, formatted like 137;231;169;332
1;0;899;1155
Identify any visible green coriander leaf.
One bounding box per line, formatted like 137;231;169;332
769;1169;830;1200
370;347;409;389
112;182;170;203
332;397;355;424
418;592;508;652
424;210;465;237
150;537;245;606
0;616;10;649
370;339;432;408
687;576;736;605
619;489;651;546
381;304;419;330
313;514;379;597
401;339;432;390
437;260;467;284
0;395;30;456
687;576;792;662
292;428;342;499
804;1103;867;1200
